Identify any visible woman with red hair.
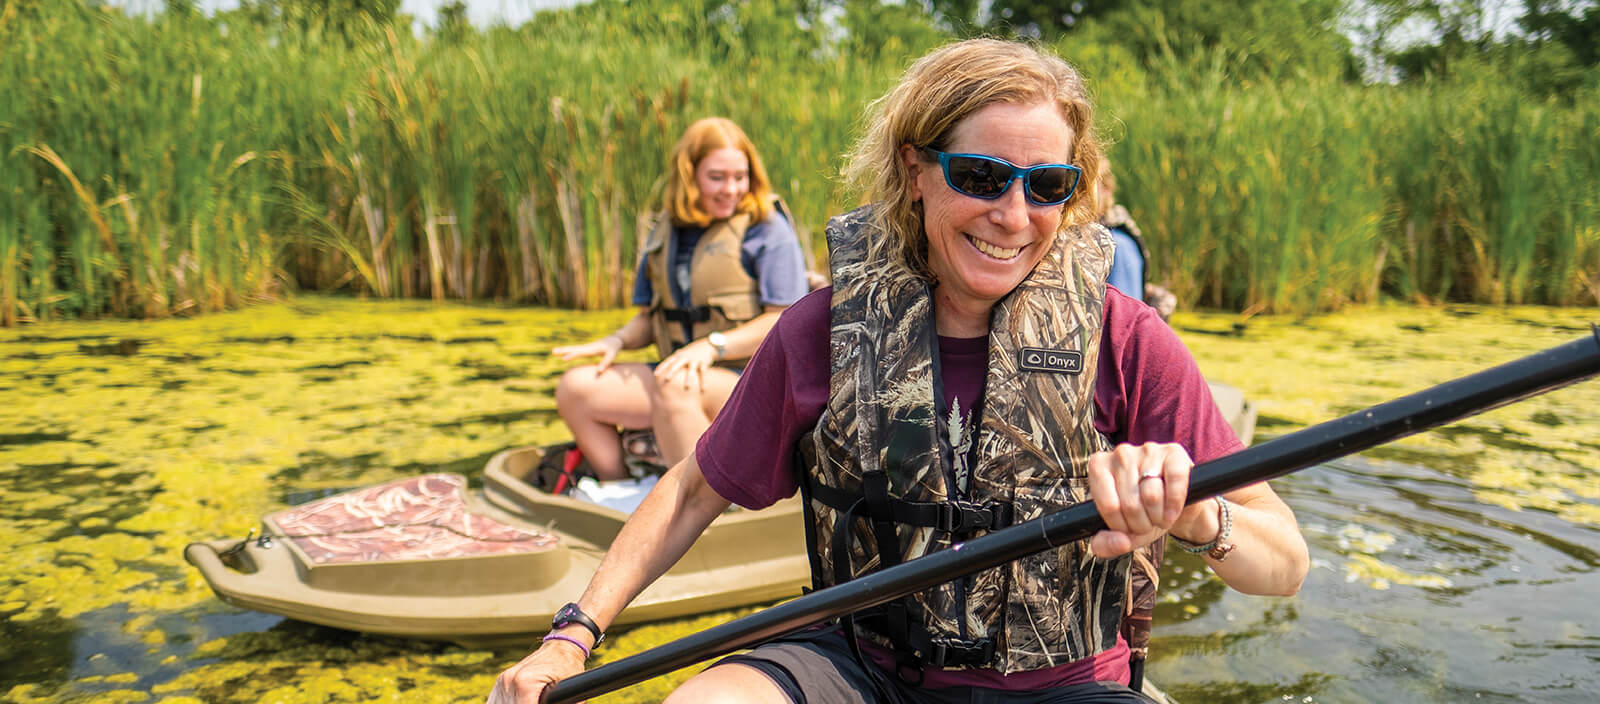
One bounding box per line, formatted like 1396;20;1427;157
552;117;809;481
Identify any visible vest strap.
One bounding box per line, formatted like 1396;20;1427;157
927;499;1013;534
925;634;996;668
660;306;714;324
832;497;864;587
796;448;828;593
855;607;997;668
862;471;903;568
807;481;1013;535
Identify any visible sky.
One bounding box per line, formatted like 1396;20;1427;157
112;0;1532;44
112;0;582;29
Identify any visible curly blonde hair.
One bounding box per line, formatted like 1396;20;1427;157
842;39;1103;279
663;117;775;228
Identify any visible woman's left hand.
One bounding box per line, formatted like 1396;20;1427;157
653;339;718;390
1085;442;1200;558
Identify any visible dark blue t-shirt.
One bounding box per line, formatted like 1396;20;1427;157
631;210;810;311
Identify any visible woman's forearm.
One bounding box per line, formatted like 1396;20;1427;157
610;309;654;351
1172;482;1309;597
716;306;786;361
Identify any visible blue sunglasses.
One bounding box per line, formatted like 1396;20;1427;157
921;147;1082;207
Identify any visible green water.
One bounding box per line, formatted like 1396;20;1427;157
2;298;1596;702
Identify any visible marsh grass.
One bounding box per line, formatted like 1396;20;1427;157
1;0;1596;324
1087;44;1600;314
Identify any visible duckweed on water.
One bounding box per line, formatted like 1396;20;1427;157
1175;304;1600;527
2;298;638;701
3;298;1597;702
1343;554;1454;591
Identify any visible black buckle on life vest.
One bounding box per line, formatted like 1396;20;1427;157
661;306;714;324
935;500;1011;533
926;636;995;667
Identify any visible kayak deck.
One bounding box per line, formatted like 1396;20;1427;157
185;446;810;647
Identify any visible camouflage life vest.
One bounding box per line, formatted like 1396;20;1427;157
644;196;789;368
800;205;1128;674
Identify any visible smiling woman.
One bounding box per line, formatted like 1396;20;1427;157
489;38;1308;704
548;117;810;482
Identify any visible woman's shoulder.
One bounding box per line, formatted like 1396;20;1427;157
1103;285;1160;329
768;287;834;391
742;202;803;252
1102;288;1186;363
776;286;832;333
751;200;797;232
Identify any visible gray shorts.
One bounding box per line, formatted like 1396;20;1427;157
716;627;1158;704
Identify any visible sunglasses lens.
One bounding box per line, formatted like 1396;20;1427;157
1026;167;1077;205
946;155;1011;198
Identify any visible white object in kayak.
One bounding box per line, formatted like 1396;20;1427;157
571;475;660;514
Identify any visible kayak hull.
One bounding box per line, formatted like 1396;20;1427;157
185;446;810;648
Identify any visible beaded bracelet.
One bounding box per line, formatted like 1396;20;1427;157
1171;496;1235;561
542;632;592;659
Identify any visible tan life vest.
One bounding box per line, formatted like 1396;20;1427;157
643;197;789;368
800;205;1124;674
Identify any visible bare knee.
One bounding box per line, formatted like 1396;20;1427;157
649;376;705;416
555;366;601;411
663;664;788;704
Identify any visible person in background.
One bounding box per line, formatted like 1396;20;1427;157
494;39;1307;704
1097;158;1175;320
550;117;809;481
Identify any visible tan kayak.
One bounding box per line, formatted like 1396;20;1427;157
185;383;1253;651
1143;681;1177;704
1208;380;1258;447
185;445;809;648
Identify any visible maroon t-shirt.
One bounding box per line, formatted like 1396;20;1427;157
696;285;1245;689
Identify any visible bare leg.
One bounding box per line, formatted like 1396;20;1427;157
662;663;791;704
554;362;657;480
649;367;742;467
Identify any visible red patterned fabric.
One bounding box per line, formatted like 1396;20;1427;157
270;474;555;565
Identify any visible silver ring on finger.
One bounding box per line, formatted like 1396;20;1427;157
1138;467;1163;482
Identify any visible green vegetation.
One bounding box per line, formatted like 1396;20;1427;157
0;0;1596;324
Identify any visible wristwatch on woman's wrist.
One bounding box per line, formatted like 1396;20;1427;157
706;331;728;360
551;602;604;646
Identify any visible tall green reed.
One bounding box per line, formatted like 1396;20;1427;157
1085;40;1598;314
1095;51;1386;314
1373;80;1600;306
4;3;282;320
1;0;1595;325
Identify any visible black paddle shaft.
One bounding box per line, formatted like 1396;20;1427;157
549;328;1600;704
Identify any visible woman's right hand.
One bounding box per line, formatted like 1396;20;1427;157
487;640;588;704
551;336;624;372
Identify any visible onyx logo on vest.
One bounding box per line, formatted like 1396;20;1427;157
1019;347;1083;374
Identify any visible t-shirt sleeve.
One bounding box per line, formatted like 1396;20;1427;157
1094;289;1244;464
696;287;833;508
742;211;812;307
631;254;653;307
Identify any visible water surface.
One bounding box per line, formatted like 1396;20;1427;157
2;299;1595;702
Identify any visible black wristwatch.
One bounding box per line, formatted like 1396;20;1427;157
551;602;604;645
